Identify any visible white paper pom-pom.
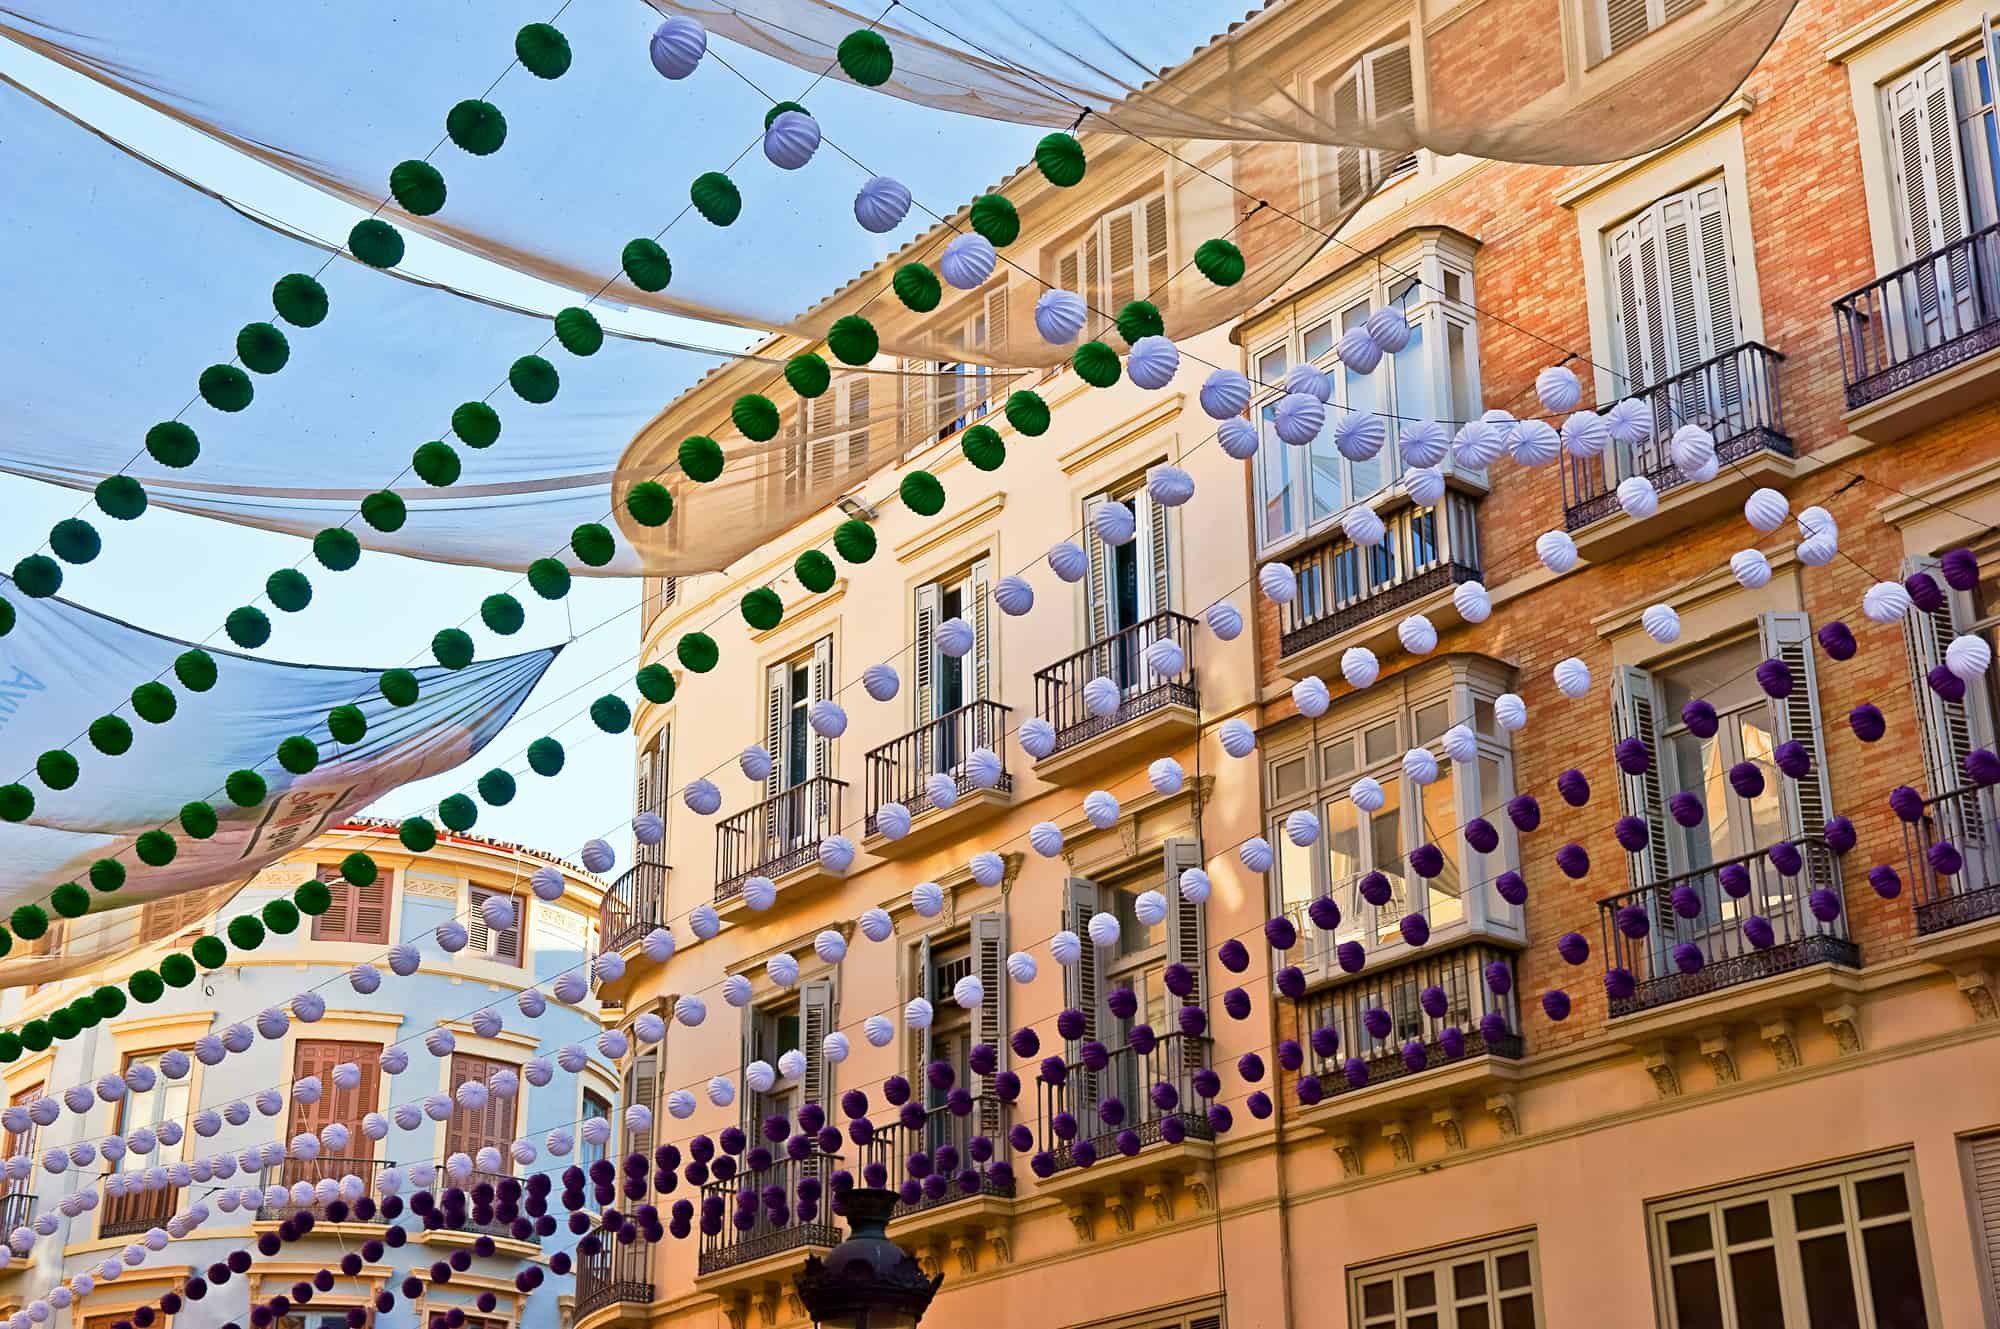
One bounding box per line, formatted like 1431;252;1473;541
965;747;1003;788
158;1050;189;1081
1510;419;1560;466
952;975;986;1010
531;864;565;900
1145;636;1186;678
923;773;960;812
1179;867;1212;903
1745;487;1789;532
821;1033;850;1066
1034;289;1087;345
812;929;847;966
762;109;820;170
819;835;856;873
1730;548;1772;589
1454;420;1505;469
1218;417;1260;459
1086;912;1121;949
854;176;912;234
1949;634;1994;679
1029;821;1064;857
649;17;707;79
1119;890;1165;932
1082;675;1121;717
1403;466;1445;508
1403;747;1440;785
1219;717;1256;758
518;987;547;1019
1284;362;1331;401
864;1015;896;1047
685;778;722;816
1453;580;1492;624
381;1047;410;1075
874;801;912;840
1285;808;1320;846
1335;411;1387;462
665;1089;698;1120
739;746;775;782
1240;837;1275;873
633;1013;667;1046
1350;776;1387;812
1147;464;1195;510
361;1111;389;1140
1341;645;1381;689
809;700;848;738
434;921;468;954
722;975;753;1007
1200;370;1253;420
766;954;800;987
1048;541;1088;583
1642;604;1682;643
425;1027;456;1059
1341;503;1386;547
1337;327;1383;373
1292;676;1330;718
1259;562;1299;604
1862;581;1912;623
1554;657;1593;697
453;1082;488;1113
1798;532;1838;567
1617;475;1659;519
1798;505;1838;542
392;1104;422;1132
937;616;974;658
1092;499;1137;546
1084;789;1121;829
859;907;894;942
1367;306;1414;354
993;575;1034;616
1441;723;1478;764
643;927;675;963
1128;336;1181;390
292;1076;322;1107
1274;392;1326;446
1398;614;1438;655
904;998;935;1030
1605;396;1652;445
742;876;778;910
707;1076;736;1107
472;894;515;934
1561;410;1609;458
777;1048;808;1082
1007;950;1038;983
1207;601;1244;640
974;850;1009;885
1669;424;1716;476
1537;365;1582;413
1536;530;1578;574
256;1007;290;1040
1399;419;1450;468
1050;931;1082;966
912;881;947;916
674;994;708;1027
424;1095;452;1122
553;970;589;1004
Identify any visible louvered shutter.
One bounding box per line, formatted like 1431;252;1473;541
1609;224;1652;402
286;1041;340;1171
900;358;932;454
911;934;933;1087
969;912;1006;1135
353;870;390;945
1903;555;1996;800
1886;55;1971;265
765;664;787;796
847;378;871;470
1602;0;1652;57
1328;66;1366;211
968;558;993;705
808;392;838;488
635;740;656;866
312;863;351;942
1967;1132;2000;1320
1368;44;1417;179
1083;492;1115;645
1656;191;1706;414
738;1004;760;1133
1057;248;1081;298
446;1055;515;1167
1688;180;1742;415
1760;613;1838;902
810;636;834;781
983;284;1010;360
1143;195;1171;307
1082;225;1105;335
1164;839;1207;1078
1635;210;1673;399
914;581;940;732
1612;666;1675;933
800;978;835;1118
624;1041;660;1159
1063;878;1100;1113
1098;205;1134;315
467;885;491;955
1143;490;1172;620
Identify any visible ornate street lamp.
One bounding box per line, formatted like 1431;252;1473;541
794;1188;943;1328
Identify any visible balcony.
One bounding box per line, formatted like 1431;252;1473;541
100;1179;177;1239
1031;612;1199;785
1900;783;2000;957
696;1156;838;1285
1031;1032;1216;1231
854;1095;1015;1260
256;1157;396;1222
600;858;669;955
862;700;1014;856
714;776;848;909
1561;343;1793;557
1276;490;1482;677
1836;226;2000;440
1596;838;1857;1021
0;1190;32;1249
574;1236;655;1322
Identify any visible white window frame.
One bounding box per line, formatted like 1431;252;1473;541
1053;188;1172;340
1591;0;1705;67
1349;1229;1543;1328
1311;37;1420;222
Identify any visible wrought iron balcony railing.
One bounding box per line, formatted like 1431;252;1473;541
256;1157;396;1220
0;1190;32;1242
574;1234;655;1318
714;776;847;901
1295;941;1523;1095
1033;612;1198;756
100;1178;177;1238
858;1093;1013;1217
1034;1032;1212;1174
1278;491;1482;657
863;700;1012;835
1898;782;2000;936
1835;225;2000;409
601;859;669;954
697;1155;838;1275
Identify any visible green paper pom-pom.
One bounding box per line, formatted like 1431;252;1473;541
199;364;254;412
515;22;572;77
413;440;461;488
1005;390;1050;436
161;950;199;984
900;469;946;516
453;401;501;448
146;421;200;468
88;714;133;756
294;877;333;916
0;784;32;823
277;735;320;774
135;828;177;866
1035;133;1087;187
36;750;78;791
970;194;1021;247
340;850;378;886
49;518;100;565
128;970;164;1004
838;29;893;85
893;263;941;313
225;605;272;648
679;435;725;482
19;1021;49;1052
572;523;616;567
10;905;48;940
90;858;124;894
11;555;59;598
740;587;783;630
622;238;673;291
827;315;879;366
590;694;632;734
690;172;743;226
226;914;265;951
527;558;571;600
481;593;525;635
179;801;218;839
266;568;312;612
1115;300;1164;347
635;664;676;704
0;598;12;637
327;704;368;745
389;158;447;216
1073;340;1122;388
92;985;126;1019
834;518;877;564
261;898;300;934
379;668;419;707
0;1032;17;1062
51;881;89;917
555;306;604;356
439;792;478;831
190;936;227;970
47;1008;78;1041
526;737;566;777
237;321;291;374
477;768;517;806
795;549;837;593
961;424;1006;471
348;218;405;269
131;681;176;725
732;394;781;442
273;273;329;328
447;99;508;155
95;475;148;521
313;528;361;571
785;353;831;398
225;769;267;807
625;482;673;528
69;997;103;1029
176;649;218;692
432;628;475;670
509;355;560;404
763;99;810;130
677;632;720;673
1195;237;1245;287
361;489;408;532
399;815;438;853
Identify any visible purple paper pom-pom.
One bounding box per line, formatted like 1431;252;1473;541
1556;932;1589;965
1009;1124;1034;1152
1130;1023;1157;1055
927;1060;955;1091
1164;963;1195;997
1824;816;1856;853
1309;894;1342;930
1930;665;1967;703
1616;904;1650;938
1890;785;1925;823
1247;1091;1274;1120
1671;884;1702;918
1615;816;1650;852
1670;791;1705;827
1400;913;1430;947
1050;1110;1078;1140
1906;571;1945;612
1337;940;1366;973
1849;702;1886;741
1107;987;1138;1020
1541;990;1571;1022
1219;939;1251;973
1342;1058;1369;1089
1420;984;1449;1018
1767;841;1802;877
1040;1055;1067;1085
1115;1131;1142;1158
1485;960;1513;994
1080;1040;1110;1072
1809;887;1843;921
1192;1067;1222;1099
1296;1074;1324;1104
1719;862;1752;898
840;1091;868;1120
1682;699;1719;738
1409;843;1445;879
1729;762;1765;798
1465;818;1500;854
1439;1026;1466;1059
1310;1024;1340;1058
1743;915;1775;949
1056;1008;1086;1041
1277;1038;1304;1071
1508;795;1542;832
1604;967;1635;1001
1011;1026;1040;1058
1363;1006;1393;1040
1967;749;2000;786
1615;737;1650;774
883;1076;912;1107
1030;1151;1056;1178
1869;865;1902;898
1557;769;1591;807
1672;943;1704;975
1223;987;1252;1020
1276;965;1307;999
1495;872;1528;906
1238;1052;1266;1082
1359;871;1393;906
1178;1005;1208;1037
818;1126;842;1153
1161;1116;1188;1144
1208;1104;1234;1134
1072;1140;1098;1168
1943;547;1981;591
1479;1010;1510;1045
1817;621;1857;661
1774;740;1811;779
1150;1081;1179;1112
1265;916;1297;951
1756;658;1794;699
1929;841;1964;876
1098;1096;1126;1127
1402;1040;1428;1073
1556;842;1591;879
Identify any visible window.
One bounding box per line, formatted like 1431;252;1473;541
1902;547;2000;799
583;1090;613;1169
637;728;669;861
1083;478;1173;669
641;576;677;628
899;287;1008;449
740;980;835;1135
1648;1154;1936;1328
1351;1231;1541;1328
284;1312;369;1329
915;559;995;761
765;637;835;793
789;371;879;493
466;885;524;967
1963;1130;2000;1321
1251;239;1479;551
1593;0;1703;62
4;1085;40;1204
312;861;391;945
141;891;216;943
286;1041;382;1174
1604;179;1742;417
115;1053;190;1169
1882;44;2000;271
910;915;1008;1137
1056;192;1171;339
444;1055;518;1175
1315;40;1418;217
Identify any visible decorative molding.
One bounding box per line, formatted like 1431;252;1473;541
1486;1091;1521;1138
1118;816;1141;859
403;875;458;900
1056;394;1186;477
1189;1175;1214;1212
1331;1127;1364;1177
1955;965;1998;1021
1643;1046;1682;1098
1188;773;1217;822
1105;1190;1137;1234
918;1247;943;1281
1760;1018;1800;1070
1432;1104;1466;1152
723;1297;749;1329
986;1226;1013;1266
891;491;1006;563
783;1290;806;1324
1145;1179;1177;1224
1066;1202;1096;1244
1821;1003;1864;1053
1381;1118;1414;1166
1699;1032;1739;1086
950;1232;980;1276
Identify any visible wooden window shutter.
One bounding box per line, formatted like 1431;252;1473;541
847;378;871;470
808;391;838;488
1965;1131;2000;1319
1143;195;1171;308
446;1055;516;1168
1609;225;1650;396
1083;492;1115;645
1611;665;1674;896
810;636;834;780
968;557;993;705
899;358;932;455
1884;54;1970;264
914;581;941;728
467;887;523;966
1368;43;1417;178
970;912;1007;1135
623;1044;660;1158
1655;192;1706;384
1328;67;1366;212
1903;554;1998;801
1759;612;1838;900
1083;224;1105;335
1104;206;1138;316
765;663;788;796
289;1040;382;1163
910;933;933;1087
1062;878;1100;1109
311;863;350;941
800;978;835;1117
982;282;1010;356
352;869;390;945
1601;0;1651;57
1144;490;1172;618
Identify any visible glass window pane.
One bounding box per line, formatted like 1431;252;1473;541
1669;1259;1728;1329
1727;1247;1787;1329
1499;1295;1537;1329
1402;1270;1436;1307
1495;1251;1532;1290
1667;1214;1715;1256
1724;1201;1772;1244
1422;763;1465;928
1414;702;1450;742
1343;305;1385;496
1855;1174;1910;1221
1447;321;1473;423
1310;416;1345;523
1361;1280;1396;1317
1369;779;1404;880
1393;318;1428;433
1458;1307;1492;1329
1272;755;1311;800
1793;1186;1845;1231
1323;738;1356;781
1303;320;1336;365
1861;1221;1931;1329
1452;1260;1487;1298
1276;822;1316;910
1325;798;1362;890
1475;697;1496;735
1798;1232;1862;1329
1112;886;1166;954
1258;435;1297;545
1364;722;1399;763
